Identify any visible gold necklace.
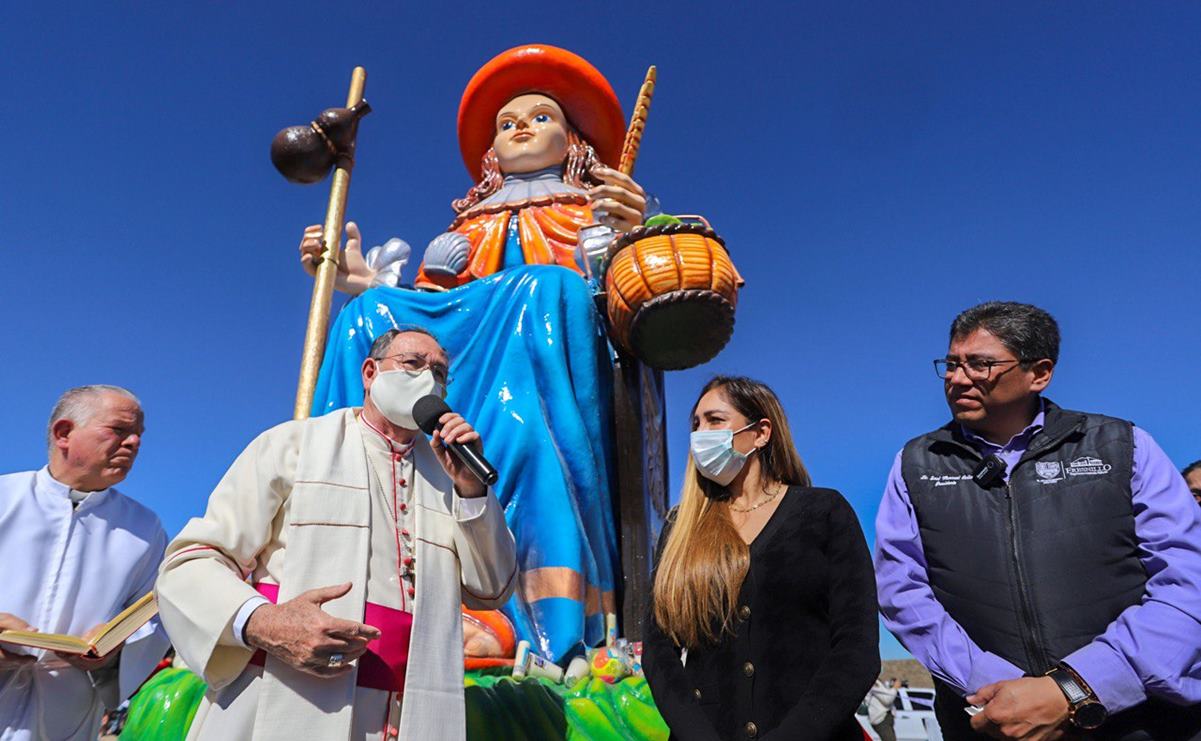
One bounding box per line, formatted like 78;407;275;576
728;486;782;513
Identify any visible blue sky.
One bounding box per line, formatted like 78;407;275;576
3;3;1199;660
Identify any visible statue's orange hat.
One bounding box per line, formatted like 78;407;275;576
458;44;625;181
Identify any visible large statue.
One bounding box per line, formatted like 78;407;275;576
296;45;648;662
299;45;646;292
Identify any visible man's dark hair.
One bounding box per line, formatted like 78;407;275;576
1183;460;1201;479
368;325;445;361
949;301;1060;365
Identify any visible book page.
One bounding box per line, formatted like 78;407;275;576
0;631;91;654
0;591;157;657
93;592;158;656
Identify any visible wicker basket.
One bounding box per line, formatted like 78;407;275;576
605;219;742;370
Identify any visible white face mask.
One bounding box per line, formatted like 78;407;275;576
690;422;758;487
369;367;444;429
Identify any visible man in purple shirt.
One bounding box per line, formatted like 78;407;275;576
1183;460;1201;507
875;301;1201;741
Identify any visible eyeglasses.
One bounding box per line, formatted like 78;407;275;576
378;352;452;386
933;357;1021;381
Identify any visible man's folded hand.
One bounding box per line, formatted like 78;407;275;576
968;676;1070;740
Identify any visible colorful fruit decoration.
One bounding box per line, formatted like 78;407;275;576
642;214;682;228
605;214;744;370
588;645;633;684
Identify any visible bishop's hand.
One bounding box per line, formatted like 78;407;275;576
243;582;381;678
431;412;487;499
298;221;377;296
587;167;647;233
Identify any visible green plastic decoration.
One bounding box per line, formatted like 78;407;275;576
466;669;668;741
121;667;668;740
120;667;206;740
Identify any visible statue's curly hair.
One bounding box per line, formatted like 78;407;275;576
451;129;605;215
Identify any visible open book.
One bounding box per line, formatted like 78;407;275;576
0;591;157;657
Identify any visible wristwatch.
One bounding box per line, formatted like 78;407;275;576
1045;663;1107;730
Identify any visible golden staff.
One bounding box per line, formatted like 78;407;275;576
270;67;371;419
618;65;656;177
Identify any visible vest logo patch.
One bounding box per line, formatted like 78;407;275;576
1066;456;1112;476
919;473;972;487
1035;461;1064;483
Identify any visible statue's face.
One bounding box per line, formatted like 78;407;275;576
493;94;570;175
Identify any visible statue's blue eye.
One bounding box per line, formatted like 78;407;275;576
500;121;515;131
534;114;550;124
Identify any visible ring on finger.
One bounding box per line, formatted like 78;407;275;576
328;653;345;668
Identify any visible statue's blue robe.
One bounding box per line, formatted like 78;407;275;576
312;265;618;661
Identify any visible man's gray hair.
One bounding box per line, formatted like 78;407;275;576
47;385;141;453
368;325;447;361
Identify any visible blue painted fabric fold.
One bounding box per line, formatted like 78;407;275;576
312;265;618;661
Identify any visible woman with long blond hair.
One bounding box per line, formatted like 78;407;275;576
643;376;879;740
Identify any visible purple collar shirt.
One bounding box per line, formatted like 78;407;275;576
874;399;1201;713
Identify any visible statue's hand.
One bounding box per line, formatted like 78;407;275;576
588;166;647;233
298;221;377;296
423;232;471;277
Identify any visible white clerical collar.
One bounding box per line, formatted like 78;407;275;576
36;466;110;509
357;410;416;458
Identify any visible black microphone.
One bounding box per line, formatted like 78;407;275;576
972;454;1007;489
412;395;499;486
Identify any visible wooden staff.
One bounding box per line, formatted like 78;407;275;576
618;66;656;177
607;64;657;642
294;67;367;419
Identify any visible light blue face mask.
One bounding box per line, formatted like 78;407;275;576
690;422;759;487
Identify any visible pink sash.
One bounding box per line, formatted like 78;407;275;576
247;582;413;693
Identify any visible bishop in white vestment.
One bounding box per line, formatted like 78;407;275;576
156;328;517;740
0;386;170;741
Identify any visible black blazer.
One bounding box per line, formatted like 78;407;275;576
643;487;880;740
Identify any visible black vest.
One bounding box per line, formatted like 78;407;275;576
901;402;1201;740
902;401;1144;673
